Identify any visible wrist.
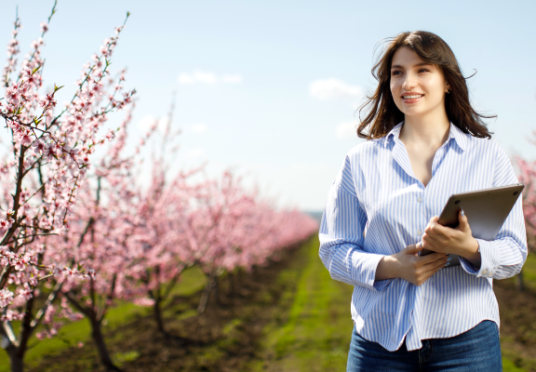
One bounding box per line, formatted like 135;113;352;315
461;238;480;261
378;255;399;280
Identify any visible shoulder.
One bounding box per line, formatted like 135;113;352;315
466;136;516;184
335;139;385;196
345;137;385;162
467;135;509;159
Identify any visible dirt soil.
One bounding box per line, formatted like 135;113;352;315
29;244;308;372
29;248;536;372
494;278;536;371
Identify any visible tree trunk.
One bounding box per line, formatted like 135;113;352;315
8;352;23;372
215;276;224;305
517;270;524;292
227;271;235;296
197;275;216;314
4;293;36;372
89;316;122;372
153;297;166;334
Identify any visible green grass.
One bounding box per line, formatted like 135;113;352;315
503;357;528;372
0;266;206;371
2;241;535;371
521;253;536;290
248;236;354;372
500;253;536;372
249;239;536;372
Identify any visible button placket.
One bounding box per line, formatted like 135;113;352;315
417;192;425;239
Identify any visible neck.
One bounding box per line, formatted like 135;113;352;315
399;111;450;148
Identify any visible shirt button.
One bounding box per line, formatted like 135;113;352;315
417;197;422;203
417;230;422;235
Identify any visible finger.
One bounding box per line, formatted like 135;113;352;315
456;209;470;232
422;233;442;251
421;256;449;278
413;242;423;256
413;258;447;285
417;252;448;265
425;222;450;240
404;244;422;255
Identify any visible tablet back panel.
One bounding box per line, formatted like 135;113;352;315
438;183;524;241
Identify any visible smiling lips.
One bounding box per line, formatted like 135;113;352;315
401;93;424;103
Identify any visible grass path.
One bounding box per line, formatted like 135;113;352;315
249;237;535;372
0;267;207;371
1;237;534;371
247;236;355;371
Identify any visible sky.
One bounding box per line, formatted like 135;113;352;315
1;0;536;211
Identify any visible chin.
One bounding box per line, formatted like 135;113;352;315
401;109;425;118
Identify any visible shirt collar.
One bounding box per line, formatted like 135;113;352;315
383;122;403;148
383;121;468;151
448;122;468;151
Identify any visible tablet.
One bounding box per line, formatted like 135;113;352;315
420;183;524;266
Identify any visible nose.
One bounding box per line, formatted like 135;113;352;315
402;71;417;91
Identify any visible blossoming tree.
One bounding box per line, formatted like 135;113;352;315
0;3;135;371
0;4;320;372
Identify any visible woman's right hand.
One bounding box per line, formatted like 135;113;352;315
375;244;448;286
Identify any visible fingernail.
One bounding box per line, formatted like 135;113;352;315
445;262;450;267
447;256;452;262
461;210;465;217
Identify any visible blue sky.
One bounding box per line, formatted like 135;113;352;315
1;0;536;210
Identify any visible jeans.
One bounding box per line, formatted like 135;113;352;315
347;320;502;372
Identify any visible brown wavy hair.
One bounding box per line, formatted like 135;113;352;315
357;31;494;139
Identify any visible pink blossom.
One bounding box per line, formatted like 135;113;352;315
1;309;24;321
0;288;14;307
133;297;155;307
5;86;20;105
20;134;33;147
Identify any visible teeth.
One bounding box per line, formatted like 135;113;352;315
403;95;423;99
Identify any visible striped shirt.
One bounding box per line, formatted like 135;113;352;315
319;121;527;352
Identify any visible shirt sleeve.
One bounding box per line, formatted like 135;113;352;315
459;144;528;279
318;155;391;291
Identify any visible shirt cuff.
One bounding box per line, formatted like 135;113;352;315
459;239;500;278
349;249;390;291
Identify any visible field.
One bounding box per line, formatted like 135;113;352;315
1;237;535;371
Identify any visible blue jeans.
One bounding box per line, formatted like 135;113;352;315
347;321;502;371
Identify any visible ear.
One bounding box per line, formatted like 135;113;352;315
445;82;451;94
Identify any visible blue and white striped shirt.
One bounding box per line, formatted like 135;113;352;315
319;121;527;352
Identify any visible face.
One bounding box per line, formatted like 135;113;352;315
390;47;450;120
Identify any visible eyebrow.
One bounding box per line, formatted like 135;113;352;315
391;62;432;69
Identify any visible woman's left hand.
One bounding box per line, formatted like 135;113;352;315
421;211;480;260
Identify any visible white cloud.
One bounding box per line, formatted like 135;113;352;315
221;74;243;84
178;70;243;85
138;115;157;132
335;120;358;140
137;115;169;133
188;147;206;159
309;78;363;101
190;123;208;133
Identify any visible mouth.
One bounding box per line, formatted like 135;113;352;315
401;93;424;102
402;93;424;99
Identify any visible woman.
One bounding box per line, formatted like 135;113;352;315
319;31;527;371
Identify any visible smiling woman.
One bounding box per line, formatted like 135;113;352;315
319;30;527;372
357;31;494;140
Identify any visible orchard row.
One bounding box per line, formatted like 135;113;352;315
0;4;318;372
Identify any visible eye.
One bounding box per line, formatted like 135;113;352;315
392;70;402;76
418;68;430;73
